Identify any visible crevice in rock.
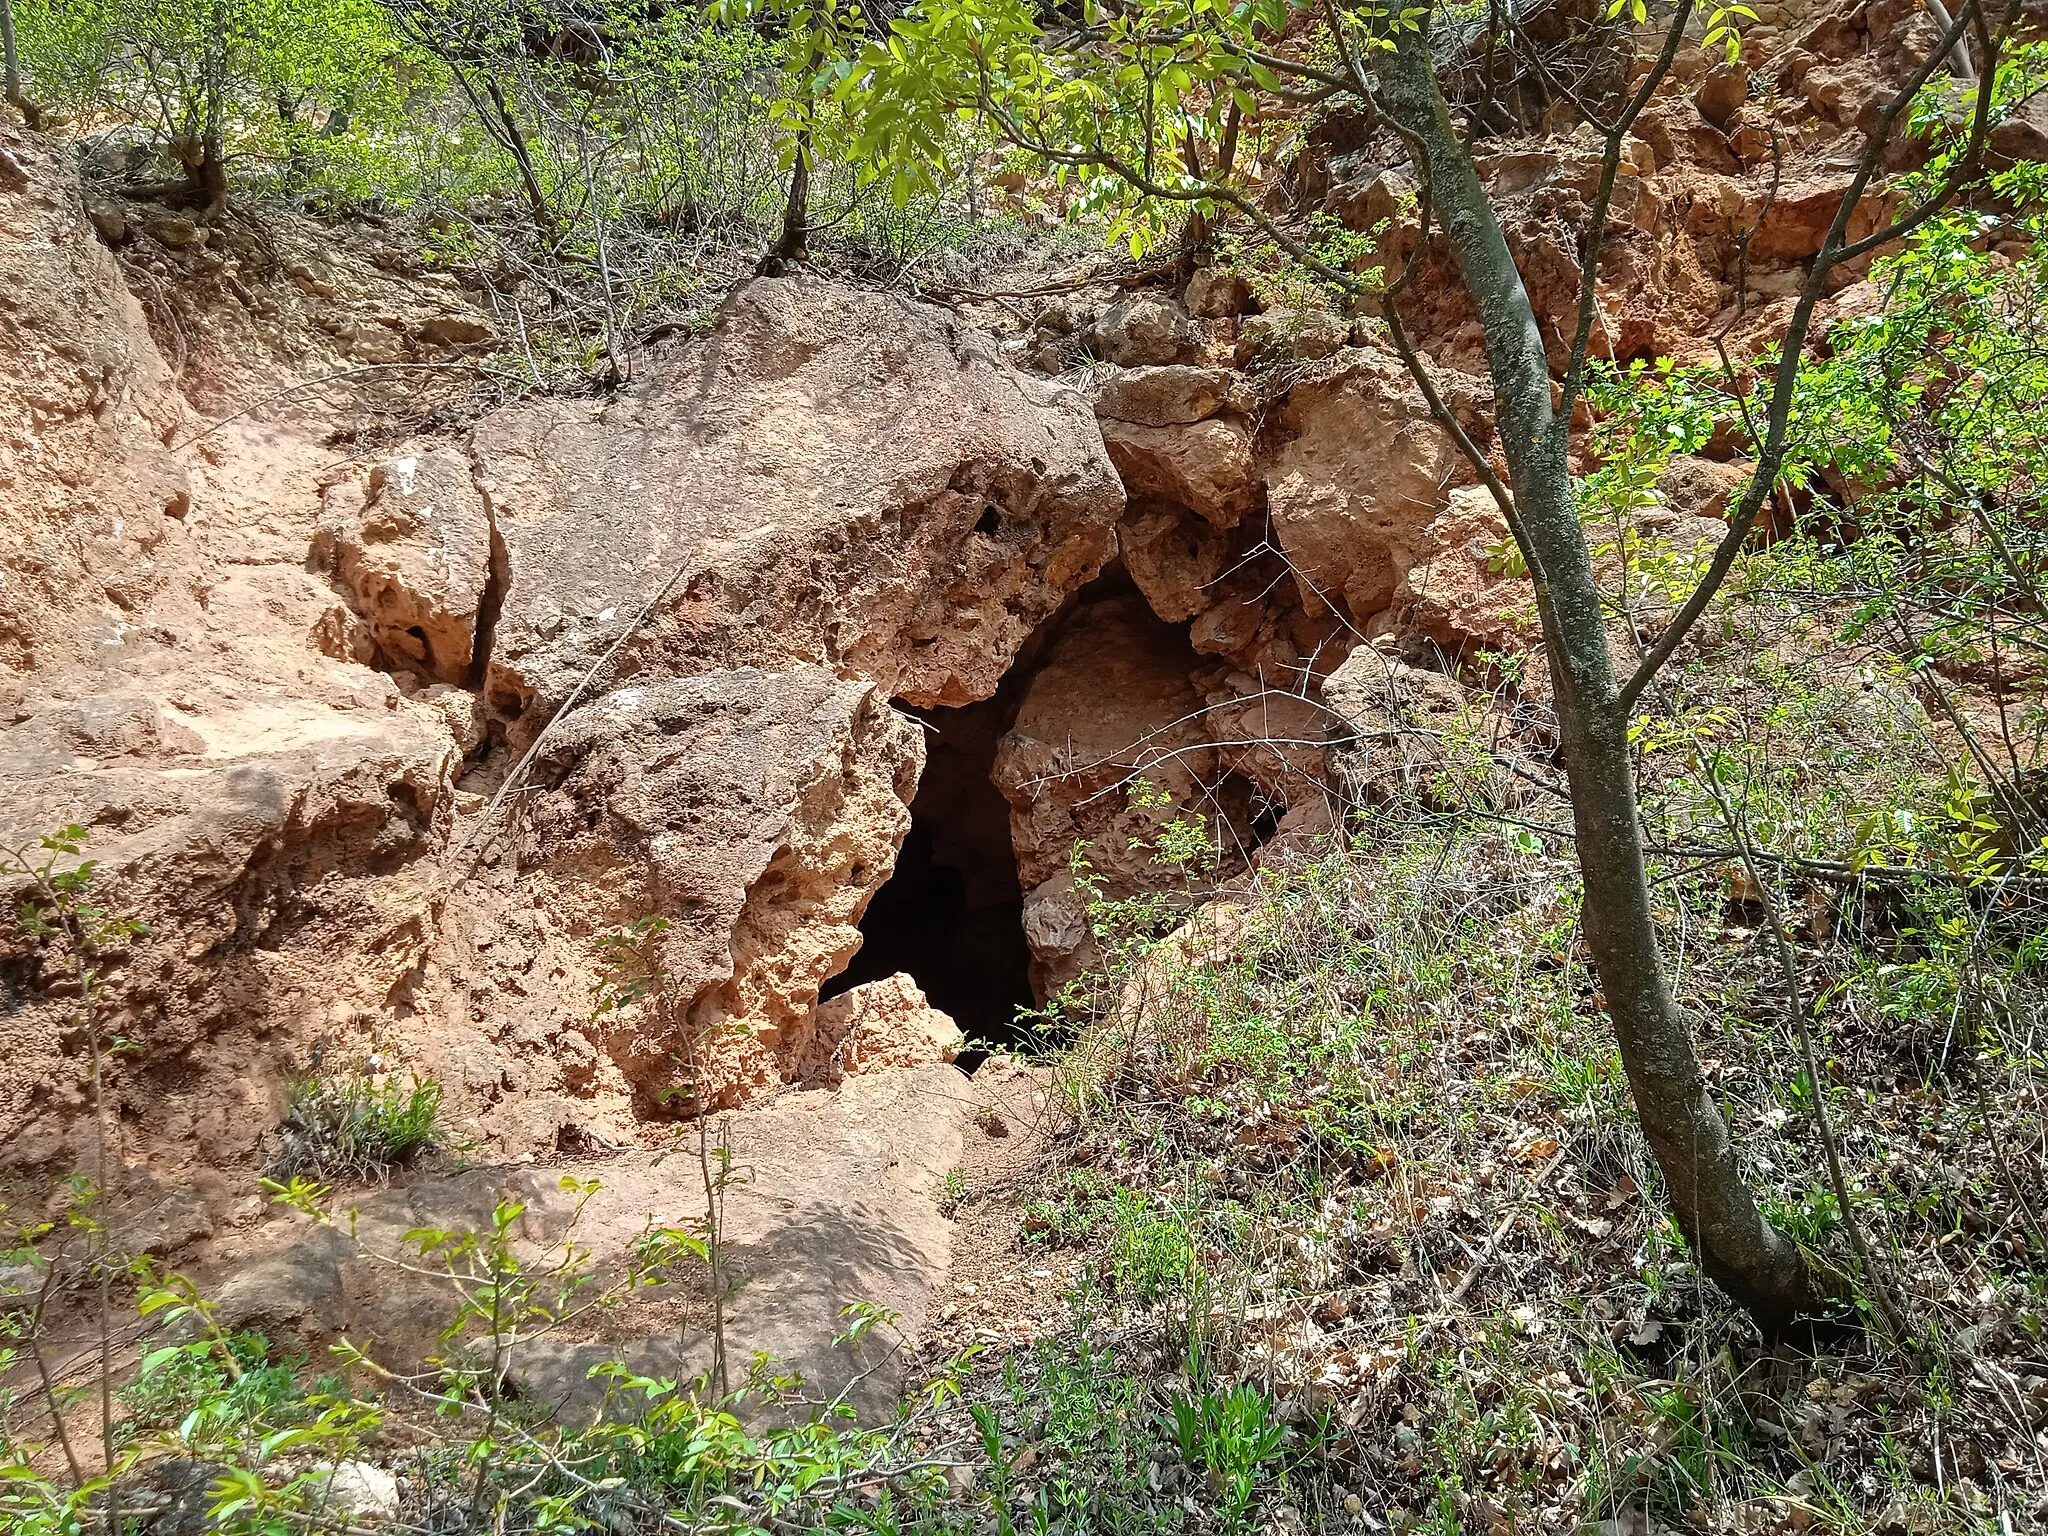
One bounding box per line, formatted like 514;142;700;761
465;492;511;695
819;569;1125;1044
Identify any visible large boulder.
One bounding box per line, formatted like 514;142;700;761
313;446;495;685
808;972;964;1083
1264;351;1462;626
332;277;1125;730
509;665;921;1113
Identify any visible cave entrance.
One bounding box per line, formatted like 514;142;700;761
821;687;1039;1047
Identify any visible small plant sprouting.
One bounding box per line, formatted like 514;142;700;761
266;1067;444;1182
1163;1380;1289;1533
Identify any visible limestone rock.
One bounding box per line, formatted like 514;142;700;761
1324;168;1418;285
469;276;1123;719
1990;91;2048;167
414;314;494;347
1695;62;1751;127
1396;484;1542;654
1098;414;1260;528
1745;172;1881;265
1235;307;1350;366
522;666;921;1111
313;1463;400;1522
995;591;1254;994
1;701;459;1178
1657;455;1753;521
0;127;187;672
1265;351;1460;625
1086;293;1201;366
1322;651;1481;808
87;201;127;245
1118;499;1235;624
1184;266;1253;318
1325;167;1415;238
142;214;204;249
809;972;964;1082
208;1066;969;1421
0;1258;43;1312
1094;365;1250;427
313;446;495;686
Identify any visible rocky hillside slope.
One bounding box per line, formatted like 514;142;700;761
0;0;1956;1239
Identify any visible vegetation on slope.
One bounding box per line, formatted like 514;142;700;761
2;0;2047;1530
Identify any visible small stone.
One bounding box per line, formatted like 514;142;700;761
1086;293;1199;366
1234;306;1348;365
288;263;336;298
88;202;128;244
1695;63;1750;128
1183;266;1251;318
315;1461;400;1521
0;1259;43;1311
142;213;205;249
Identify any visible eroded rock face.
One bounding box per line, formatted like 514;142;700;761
0;126;187;676
1265;352;1462;626
452;277;1123;723
994;590;1255;996
0;132;475;1189
270;277;1125;1135
511;666;922;1112
313;446;494;685
1;697;457;1175
1;210;1128;1187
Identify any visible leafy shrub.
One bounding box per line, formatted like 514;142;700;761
116;1332;331;1455
1163;1381;1289;1533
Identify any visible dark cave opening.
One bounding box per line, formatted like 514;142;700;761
823;568;1144;1048
821;687;1040;1047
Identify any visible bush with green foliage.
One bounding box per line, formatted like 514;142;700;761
17;0;421;207
265;1067;444;1180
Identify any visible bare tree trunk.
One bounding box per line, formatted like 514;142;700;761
2;0;41;128
182;114;229;221
1177;102;1242;253
765;131;811;269
1379;23;1818;1324
482;75;555;241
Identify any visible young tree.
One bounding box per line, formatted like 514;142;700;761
17;0;407;215
1;0;40;127
709;0;877;268
378;0;560;238
852;0;2011;1324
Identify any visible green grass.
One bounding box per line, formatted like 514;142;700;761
266;1070;444;1181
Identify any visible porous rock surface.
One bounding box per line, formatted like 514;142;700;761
0;154;1123;1198
0;0;1961;1363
